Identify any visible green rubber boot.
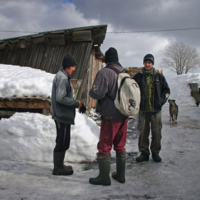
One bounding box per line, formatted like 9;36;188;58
112;151;126;183
53;151;73;176
89;153;111;186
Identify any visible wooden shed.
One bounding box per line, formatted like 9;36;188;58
0;25;107;111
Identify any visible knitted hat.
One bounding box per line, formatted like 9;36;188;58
143;54;154;65
62;54;77;69
104;47;119;63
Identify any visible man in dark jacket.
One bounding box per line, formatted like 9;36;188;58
89;47;129;186
51;54;82;175
133;54;170;162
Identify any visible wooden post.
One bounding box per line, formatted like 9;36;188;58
188;83;199;106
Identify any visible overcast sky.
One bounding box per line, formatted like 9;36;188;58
0;0;200;79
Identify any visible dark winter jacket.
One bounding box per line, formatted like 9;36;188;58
89;62;127;120
51;69;79;124
133;68;170;112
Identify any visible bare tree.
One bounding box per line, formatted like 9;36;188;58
161;42;200;75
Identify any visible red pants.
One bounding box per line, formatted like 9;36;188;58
97;117;129;154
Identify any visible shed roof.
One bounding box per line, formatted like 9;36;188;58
0;25;107;47
0;25;107;77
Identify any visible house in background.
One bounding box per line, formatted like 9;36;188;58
0;25;107;110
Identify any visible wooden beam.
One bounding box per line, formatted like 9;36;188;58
9;39;19;44
72;31;92;42
73;79;82;99
14;97;46;100
42;109;51;115
0;43;5;50
19;40;27;48
32;37;45;44
51;34;65;45
0;99;50;109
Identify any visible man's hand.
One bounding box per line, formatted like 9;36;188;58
79;103;86;114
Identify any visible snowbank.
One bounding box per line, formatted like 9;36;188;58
0;111;99;163
167;73;200;106
0;64;54;98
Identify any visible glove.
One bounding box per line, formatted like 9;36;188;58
79;103;86;114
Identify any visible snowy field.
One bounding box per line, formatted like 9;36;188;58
0;64;200;200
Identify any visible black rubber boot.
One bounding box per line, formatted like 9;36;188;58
63;164;73;170
53;151;73;175
89;153;111;186
112;151;126;183
63;151;73;170
152;154;162;162
136;152;149;162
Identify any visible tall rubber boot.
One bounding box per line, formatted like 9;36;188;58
53;151;73;175
62;151;73;170
89;153;111;186
112;151;126;183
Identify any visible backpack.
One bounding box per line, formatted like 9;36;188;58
106;65;141;116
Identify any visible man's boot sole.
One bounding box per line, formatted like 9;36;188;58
52;168;73;176
89;177;111;186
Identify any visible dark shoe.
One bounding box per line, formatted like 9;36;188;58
89;153;111;186
136;153;149;162
53;151;73;175
112;152;126;183
152;154;162;162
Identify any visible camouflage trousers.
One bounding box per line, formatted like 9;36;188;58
137;112;162;155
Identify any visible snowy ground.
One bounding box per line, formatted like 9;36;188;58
0;105;199;200
0;64;200;199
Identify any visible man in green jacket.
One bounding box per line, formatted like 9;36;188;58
51;54;82;175
133;54;170;162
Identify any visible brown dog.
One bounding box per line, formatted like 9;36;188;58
168;99;178;124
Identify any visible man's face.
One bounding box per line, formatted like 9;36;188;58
65;66;76;75
144;61;153;71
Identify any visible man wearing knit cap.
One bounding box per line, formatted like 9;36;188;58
51;54;83;176
133;54;170;162
89;47;129;186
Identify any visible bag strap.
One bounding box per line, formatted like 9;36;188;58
105;65;128;102
118;76;130;102
105;65;120;101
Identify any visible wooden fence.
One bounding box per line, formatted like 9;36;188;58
188;83;200;106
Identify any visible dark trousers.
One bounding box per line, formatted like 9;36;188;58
54;120;71;152
137;112;162;155
97;117;129;154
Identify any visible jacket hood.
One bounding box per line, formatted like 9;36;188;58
106;62;124;73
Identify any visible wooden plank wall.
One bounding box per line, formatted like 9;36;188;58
83;52;103;109
0;40;93;78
